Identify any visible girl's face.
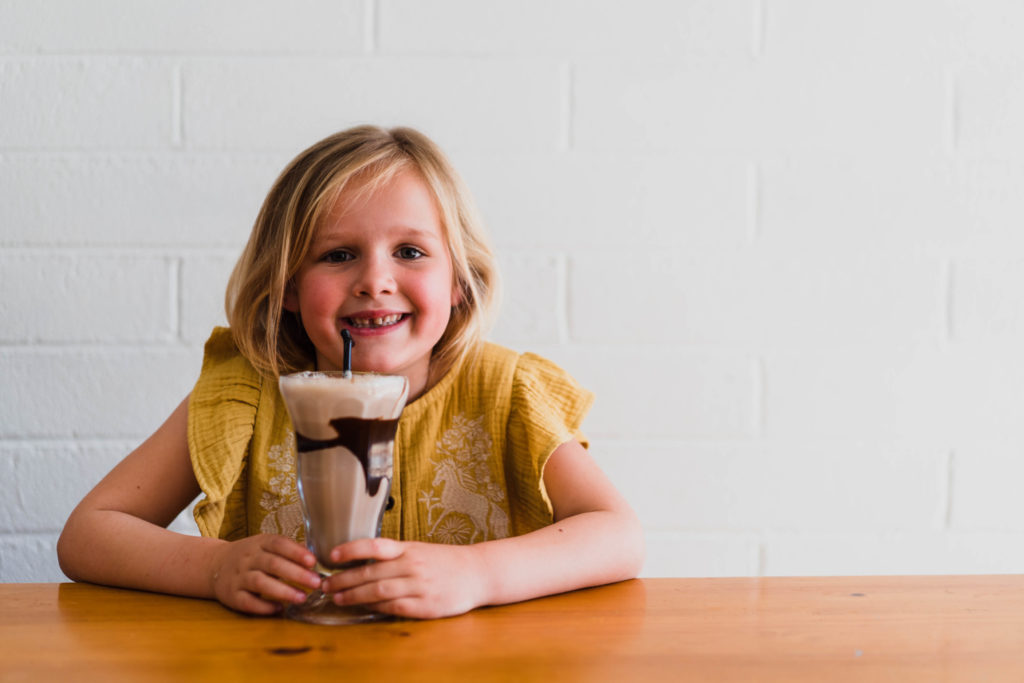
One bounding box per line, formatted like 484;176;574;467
284;169;459;399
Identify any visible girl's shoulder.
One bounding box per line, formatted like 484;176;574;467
189;327;265;444
415;342;587;415
482;343;594;464
474;342;590;400
471;342;595;424
451;342;562;394
189;328;270;539
199;327;262;385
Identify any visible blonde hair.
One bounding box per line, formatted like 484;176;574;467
225;125;499;379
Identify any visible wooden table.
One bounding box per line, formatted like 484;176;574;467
3;576;1024;681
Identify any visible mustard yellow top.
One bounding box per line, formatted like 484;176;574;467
187;327;593;545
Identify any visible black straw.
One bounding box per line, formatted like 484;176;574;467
341;329;354;378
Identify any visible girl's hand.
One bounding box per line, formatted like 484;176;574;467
321;538;487;620
208;534;322;615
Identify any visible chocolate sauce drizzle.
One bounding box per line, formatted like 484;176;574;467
295;417;399;496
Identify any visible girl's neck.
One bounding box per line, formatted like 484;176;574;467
405;366;432;403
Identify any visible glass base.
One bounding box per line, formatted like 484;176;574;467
283;590;392;625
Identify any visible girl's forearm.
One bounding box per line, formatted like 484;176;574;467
470;509;645;608
57;509;224;599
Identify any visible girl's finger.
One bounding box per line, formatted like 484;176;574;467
321;558;408;593
332;577;415;607
262;536;317;568
329;537;404;565
247;570;310;605
263;554;322;590
231;589;286;615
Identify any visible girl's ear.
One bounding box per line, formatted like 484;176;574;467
450;280;463;308
283;282;299;313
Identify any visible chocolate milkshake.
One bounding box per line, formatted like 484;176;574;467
278;370;408;623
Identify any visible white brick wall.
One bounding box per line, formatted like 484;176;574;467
4;1;1024;583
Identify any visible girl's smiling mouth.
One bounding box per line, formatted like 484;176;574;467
344;313;408;329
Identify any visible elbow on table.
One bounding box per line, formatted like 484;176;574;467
595;508;645;583
620;512;646;580
55;515;88;583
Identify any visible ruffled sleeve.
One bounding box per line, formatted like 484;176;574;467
188;327;263;539
505;352;594;530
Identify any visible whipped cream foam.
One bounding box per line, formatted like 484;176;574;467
278;371;408;440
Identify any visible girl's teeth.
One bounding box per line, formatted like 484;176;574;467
350;314;402;328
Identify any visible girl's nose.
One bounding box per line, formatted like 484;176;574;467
352;254;396;297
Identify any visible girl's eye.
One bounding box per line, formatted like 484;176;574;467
396;246;425;260
323;249;354;263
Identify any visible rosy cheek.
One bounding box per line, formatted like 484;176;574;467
299;278;336;313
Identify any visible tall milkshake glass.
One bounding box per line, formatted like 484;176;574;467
278;370;409;624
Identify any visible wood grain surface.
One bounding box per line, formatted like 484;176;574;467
3;576;1024;681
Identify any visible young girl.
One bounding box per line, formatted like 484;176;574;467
57;125;644;619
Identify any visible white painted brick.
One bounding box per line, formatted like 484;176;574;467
490;252;563;347
765;346;1024;442
767;349;908;441
0;451;13;532
569;251;945;348
182;59;562;153
944;533;1024;574
952;257;1024;342
0;441;201;537
0;252;174;343
454;151;748;250
2;0;1024;585
958;65;1024;157
530;345;757;439
950;447;1024;531
379;0;753;56
574;58;945;155
569;253;690;345
640;532;759;578
0;533;64;582
760;158;967;252
0;154;279;246
0;0;365;53
921;349;1024;445
180;252;239;344
591;440;945;533
763;531;1024;576
763;0;949;63
950;161;1024;251
950;0;1024;60
0;59;173;148
0;348;201;439
575;58;752;153
0;442;125;533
